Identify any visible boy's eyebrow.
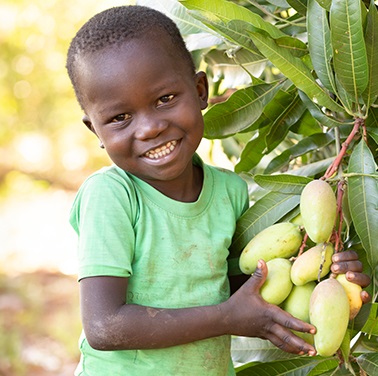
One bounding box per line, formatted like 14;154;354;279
94;77;185;117
149;78;181;94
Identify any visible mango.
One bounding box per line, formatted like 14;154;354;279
260;258;293;305
300;180;337;243
282;282;316;322
336;273;363;320
282;282;316;345
291;243;334;286
309;278;350;357
239;222;302;274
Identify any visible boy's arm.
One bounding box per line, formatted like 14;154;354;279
79;261;316;354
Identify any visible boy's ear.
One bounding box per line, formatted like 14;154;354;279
195;71;209;110
82;115;104;148
82;115;96;134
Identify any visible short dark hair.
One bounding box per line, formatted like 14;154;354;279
66;5;196;108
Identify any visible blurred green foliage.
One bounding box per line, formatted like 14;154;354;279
0;0;135;196
0;1;135;374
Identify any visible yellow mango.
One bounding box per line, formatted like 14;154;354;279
290;244;334;286
239;222;303;274
282;282;316;345
336;273;363;320
300;180;337;243
309;278;349;357
260;258;293;305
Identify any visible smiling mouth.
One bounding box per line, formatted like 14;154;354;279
144;140;178;159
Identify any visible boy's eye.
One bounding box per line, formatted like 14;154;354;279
157;94;174;105
111;113;131;123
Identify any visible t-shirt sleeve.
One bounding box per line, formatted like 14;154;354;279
69;172;137;281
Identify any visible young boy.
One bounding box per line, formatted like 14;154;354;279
66;5;370;375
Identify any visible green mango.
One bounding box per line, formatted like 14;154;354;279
282;282;316;322
260;258;293;305
290;244;334;286
309;278;350;357
282;282;316;345
239;222;303;274
300;180;337;243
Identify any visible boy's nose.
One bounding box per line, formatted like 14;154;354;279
134;115;169;140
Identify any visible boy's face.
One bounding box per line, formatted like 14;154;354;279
77;35;208;189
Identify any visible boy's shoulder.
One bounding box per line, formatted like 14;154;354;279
75;164;138;202
204;161;247;190
82;164;132;187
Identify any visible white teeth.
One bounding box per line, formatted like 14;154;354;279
145;140;177;159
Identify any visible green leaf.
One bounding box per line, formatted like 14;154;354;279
232;337;297;366
264;95;306;153
235;357;334;375
361;303;378;336
357;352;378;376
330;0;368;102
287;0;308;16
347;139;378;269
307;359;342;375
247;30;344;113
180;0;285;38
315;0;332;11
368;127;378;145
366;106;378;128
339;330;351;367
274;36;309;58
289;157;335;177
264;133;334;174
203;82;283;139
229;192;300;256
362;0;378;106
335;73;356;115
298;90;354;128
234;126;270;173
204;48;267;86
307;0;336;93
254;174;312;194
291;109;323;136
138;0;215;36
358;329;378;350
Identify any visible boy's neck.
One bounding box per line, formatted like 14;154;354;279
144;164;204;203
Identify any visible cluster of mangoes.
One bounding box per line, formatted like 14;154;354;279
239;179;363;357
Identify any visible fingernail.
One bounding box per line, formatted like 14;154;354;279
257;260;263;268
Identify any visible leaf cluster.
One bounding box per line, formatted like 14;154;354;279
140;0;378;373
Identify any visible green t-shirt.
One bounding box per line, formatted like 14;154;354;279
70;155;249;376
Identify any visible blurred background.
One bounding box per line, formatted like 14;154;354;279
0;1;235;374
1;0;132;374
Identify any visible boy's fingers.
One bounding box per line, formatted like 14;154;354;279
361;290;372;304
332;249;358;262
345;271;371;288
266;327;316;356
272;308;316;335
331;260;363;274
248;259;268;292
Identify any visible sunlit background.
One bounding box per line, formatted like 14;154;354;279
0;1;235;374
0;1;132;375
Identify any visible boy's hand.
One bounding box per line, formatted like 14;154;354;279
330;250;371;303
224;260;316;356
